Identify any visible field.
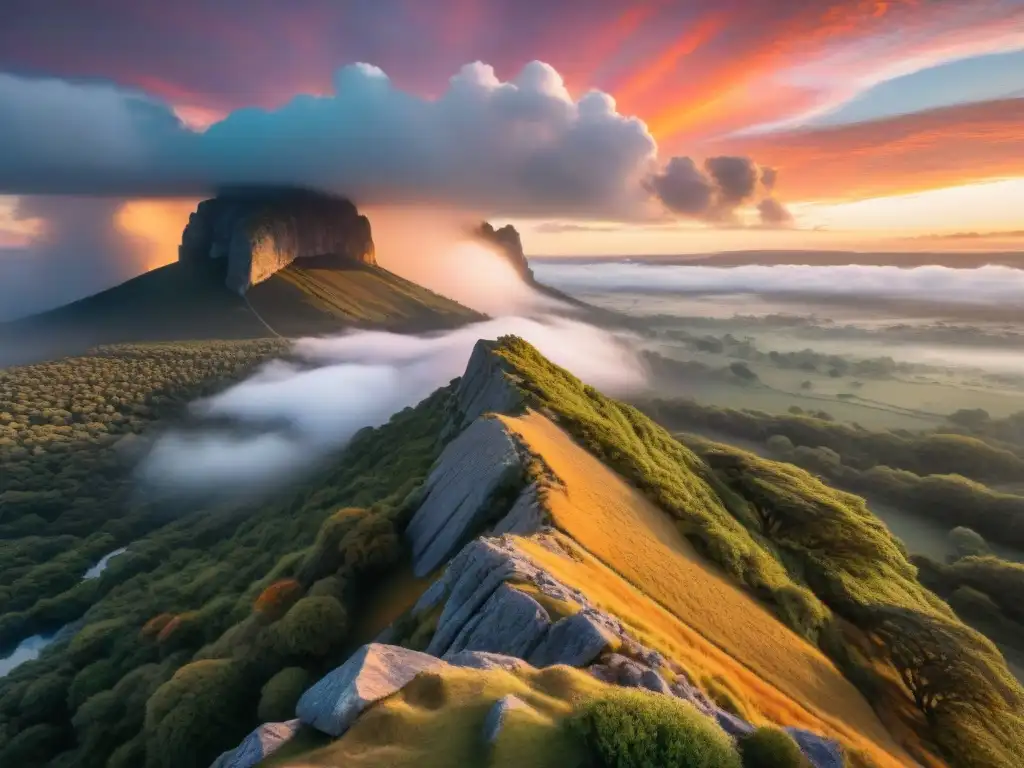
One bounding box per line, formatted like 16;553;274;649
500;411;913;766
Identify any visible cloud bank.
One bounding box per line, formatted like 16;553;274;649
0;62;788;223
138;316;645;493
532;262;1024;307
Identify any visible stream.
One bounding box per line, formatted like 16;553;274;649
0;545;129;677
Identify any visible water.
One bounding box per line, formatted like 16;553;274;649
82;546;128;580
0;634;55;677
1;546;128;677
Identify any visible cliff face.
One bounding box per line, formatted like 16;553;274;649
477;222;534;283
179;188;376;294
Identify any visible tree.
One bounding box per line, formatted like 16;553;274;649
859;605;1023;723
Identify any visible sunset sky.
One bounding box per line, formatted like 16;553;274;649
0;0;1022;259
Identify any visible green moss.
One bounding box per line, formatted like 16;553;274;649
566;688;741;768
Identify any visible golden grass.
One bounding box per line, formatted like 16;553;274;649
279;665;603;768
501;410;914;767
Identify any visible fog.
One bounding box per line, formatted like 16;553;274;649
138;315;644;494
533;262;1024;307
367;206;565;316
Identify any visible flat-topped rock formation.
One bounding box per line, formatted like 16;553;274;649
179;187;376;294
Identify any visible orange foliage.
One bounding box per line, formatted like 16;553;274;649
156;615;183;644
141;612;176;640
254;578;303;621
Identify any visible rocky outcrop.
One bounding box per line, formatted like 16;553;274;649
296;644;445;737
209;720;299;768
446;340;525;435
406;417;527;577
178;187;375;294
477;223;533;283
482;694;530;745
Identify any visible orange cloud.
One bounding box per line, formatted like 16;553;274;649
612;13;725;105
714;98;1024;201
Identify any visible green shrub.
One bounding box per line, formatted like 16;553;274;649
0;722;66;766
740;727;808;768
266;595;349;659
566;688;741;768
144;659;254;768
68;659;120;711
949;526;989;561
258;667;311;722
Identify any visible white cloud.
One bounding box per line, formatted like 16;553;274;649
138;315;646;493
532;262;1024;306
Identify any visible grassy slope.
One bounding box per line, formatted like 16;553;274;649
277;664;599;768
487;335;1024;766
500;411;909;766
1;261;480;366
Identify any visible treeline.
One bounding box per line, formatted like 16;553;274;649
0;341;284;647
496;336;1024;767
0;382;453;768
639;398;1024;483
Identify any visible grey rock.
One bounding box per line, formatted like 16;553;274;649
482;694;530;745
492;484;548;536
209;719;299;768
639;668;672;695
784;727;846;768
296;644;447;737
529;612;616;668
447;584;550;658
407;418;525;577
714;708;755;738
448;340;524;433
426;539;535;656
178;189;375;294
444;650;533;673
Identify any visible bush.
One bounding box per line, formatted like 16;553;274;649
144;659;253;768
267;595;349;659
253;579;303;622
566;688;741;768
948;526;989;561
258;667;311;722
740;727;807;768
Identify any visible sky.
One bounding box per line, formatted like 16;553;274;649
0;0;1022;282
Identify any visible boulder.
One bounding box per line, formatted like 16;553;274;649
447;340;524;433
178;187;375;294
528;612;616;668
492;484;548;536
208;719;299;768
406;417;525;577
482;694;530;745
714;709;755;738
784;727;846;768
446;584;550;658
296;644;447;737
444;650;533;674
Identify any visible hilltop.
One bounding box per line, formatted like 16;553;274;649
2;336;1021;768
0;190;481;367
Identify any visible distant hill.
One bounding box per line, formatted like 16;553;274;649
0;188;486;367
0;259;480;367
536;250;1024;269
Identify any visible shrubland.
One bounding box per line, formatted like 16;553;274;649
640;398;1024;549
0;374;454;767
0;340;284;647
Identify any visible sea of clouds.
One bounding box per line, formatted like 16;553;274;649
532;262;1024;306
138;315;644;494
